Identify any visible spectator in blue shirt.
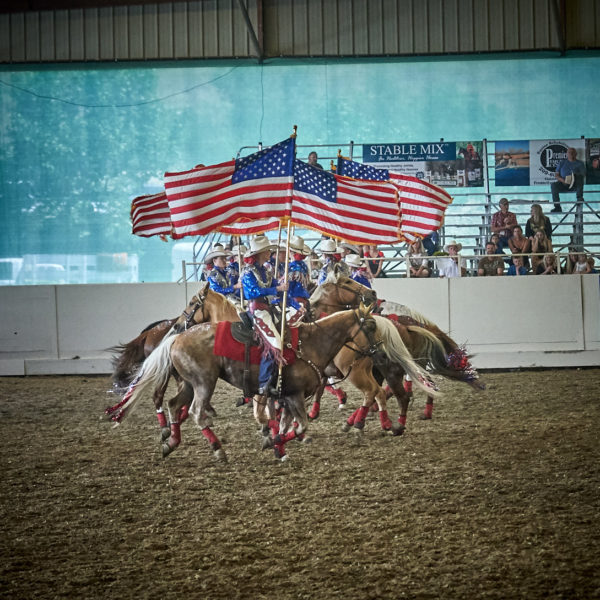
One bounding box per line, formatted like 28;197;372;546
551;147;585;213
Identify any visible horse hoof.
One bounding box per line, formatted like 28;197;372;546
301;435;313;445
418;414;432;421
341;422;352;433
214;448;227;462
354;420;365;430
162;442;175;458
280;454;290;463
262;436;274;451
392;424;406;436
337;403;346;411
160;427;171;441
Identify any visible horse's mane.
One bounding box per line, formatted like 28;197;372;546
309;272;358;304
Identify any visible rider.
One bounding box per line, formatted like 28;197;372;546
287;235;312;309
227;243;247;287
241;236;289;399
205;244;242;303
318;239;350;284
345;254;373;288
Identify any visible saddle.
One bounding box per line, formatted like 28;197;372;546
230;312;257;346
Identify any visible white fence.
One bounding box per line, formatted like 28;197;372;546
1;276;598;376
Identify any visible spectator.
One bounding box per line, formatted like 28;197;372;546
438;240;466;278
573;253;592;274
345;254;373;288
525;203;553;240
551;147;585;213
490;198;518;251
530;230;553;272
562;246;579;274
307;151;324;170
363;244;386;278
407;239;431;278
506;256;528;276
508;225;531;269
477;242;505;276
535;253;558;275
489;233;505;255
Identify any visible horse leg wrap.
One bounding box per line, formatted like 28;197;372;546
398;415;407;426
167;422;181;449
274;430;297;445
354;405;370;429
156;410;168;429
105;396;128;416
268;419;280;438
308;401;321;420
384;385;394;399
403;379;413;394
334;387;347;404
201;427;221;451
423;402;433;420
346;407;361;426
273;444;286;460
379;410;393;431
179;405;190;423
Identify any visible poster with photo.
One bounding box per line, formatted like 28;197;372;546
494;140;530;186
529;139;585;186
362;140;484;187
586;138;600;185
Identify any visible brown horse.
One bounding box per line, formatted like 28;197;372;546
104;282;240;428
309;275;484;434
114;305;389;461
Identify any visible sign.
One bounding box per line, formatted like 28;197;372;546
362;140;484;187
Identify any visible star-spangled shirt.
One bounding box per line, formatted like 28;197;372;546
232;138;295;183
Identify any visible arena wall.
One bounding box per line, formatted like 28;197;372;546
0;276;599;376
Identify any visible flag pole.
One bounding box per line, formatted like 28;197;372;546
238;243;245;310
276;218;292;396
273;221;283;282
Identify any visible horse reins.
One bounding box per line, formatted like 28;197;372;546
180;292;206;330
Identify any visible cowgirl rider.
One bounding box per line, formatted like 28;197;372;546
345;253;373;288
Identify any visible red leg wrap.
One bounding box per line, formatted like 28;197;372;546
423;402;433;419
274;443;286;459
179;405;190;423
268;419;280;437
333;388;347;403
346;407;361;426
403;379;413;393
354;405;370;425
168;422;181;448
274;430;297;445
379;410;393;430
398;415;407;426
308;401;321;420
201;426;221;449
156;411;168;429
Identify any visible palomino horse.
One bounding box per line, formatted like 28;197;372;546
309;274;484;434
105;282;240;428
114;305;388;461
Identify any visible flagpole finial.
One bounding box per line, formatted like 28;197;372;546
291;125;297;138
330;160;336;172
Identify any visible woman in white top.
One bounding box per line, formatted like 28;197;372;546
407;239;431;278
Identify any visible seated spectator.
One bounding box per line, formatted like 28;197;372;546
490;198;518;251
438;240;467;278
525;203;553;241
551;147;585;213
506;256;528;276
489;233;505;255
422;230;441;256
477;242;505;276
407;239;431;278
562;247;579;274
363;244;386;278
345;254;373;288
535;253;558;275
530;230;553;272
573;253;592;274
307;151;324;170
508;225;531;269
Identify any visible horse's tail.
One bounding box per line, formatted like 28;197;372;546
114;334;177;424
108;337;147;391
373;316;441;397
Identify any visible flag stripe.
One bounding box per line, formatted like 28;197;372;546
130;192;172;237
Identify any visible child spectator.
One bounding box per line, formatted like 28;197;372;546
506;256;528;276
573;253;592;274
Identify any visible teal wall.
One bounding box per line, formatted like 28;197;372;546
1;54;599;282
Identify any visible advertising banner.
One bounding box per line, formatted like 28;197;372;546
494;140;530;186
362;140;484;187
586;138;600;185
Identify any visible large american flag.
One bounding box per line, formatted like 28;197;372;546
337;158;452;241
291;159;401;245
163;137;295;239
130;191;172;238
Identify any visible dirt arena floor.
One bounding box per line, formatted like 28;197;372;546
1;369;599;599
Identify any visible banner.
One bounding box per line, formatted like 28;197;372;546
496;139;586;186
586;138;600;185
362;140;484;187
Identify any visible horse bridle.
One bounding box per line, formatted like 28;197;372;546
179;291;206;331
311;282;378;317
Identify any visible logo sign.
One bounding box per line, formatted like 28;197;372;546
529;139;584;186
363;142;456;163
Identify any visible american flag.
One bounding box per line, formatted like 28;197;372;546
337;158;452;241
291;159;401;245
130;191;172;238
164;137;295;239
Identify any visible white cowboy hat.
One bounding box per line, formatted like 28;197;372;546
204;244;230;262
231;244;247;255
340;242;360;254
443;240;463;252
289;235;307;254
345;254;364;269
244;236;276;258
303;243;313;256
320;239;337;253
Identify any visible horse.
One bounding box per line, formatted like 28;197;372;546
104;282;241;429
308;274;484;434
113;304;396;462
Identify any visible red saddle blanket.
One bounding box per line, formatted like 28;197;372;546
213;321;298;365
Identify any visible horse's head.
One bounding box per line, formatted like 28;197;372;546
310;273;378;318
173;281;210;333
348;302;380;357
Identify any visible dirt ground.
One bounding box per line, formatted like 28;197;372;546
1;369;599;600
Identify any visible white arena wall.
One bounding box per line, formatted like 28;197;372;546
0;276;599;376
